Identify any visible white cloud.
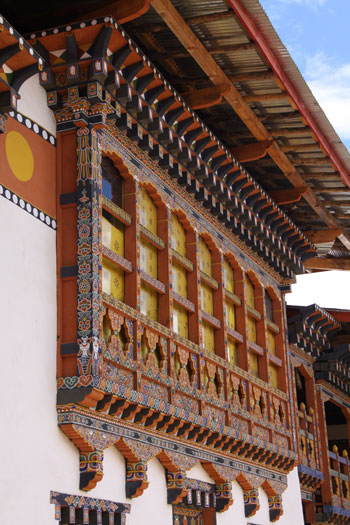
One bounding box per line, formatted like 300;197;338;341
303;52;350;142
279;0;325;6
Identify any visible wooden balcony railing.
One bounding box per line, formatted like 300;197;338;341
98;295;293;469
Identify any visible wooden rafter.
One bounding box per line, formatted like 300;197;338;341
282;144;321;153
303;229;343;244
268;186;307;205
150;0;350;250
182;84;229;110
270;128;312;137
169;42;256;58
230;140;273;163
245;93;289;103
305;258;350;271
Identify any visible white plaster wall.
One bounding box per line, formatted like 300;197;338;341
278;467;304;525
248;487;270;525
186;462;215;483
16;74;56;136
216;480;246;525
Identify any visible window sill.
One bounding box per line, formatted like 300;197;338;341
171;248;194;271
102;245;133;273
140;224;165;250
172;290;195;313
200;270;219;290
224;288;241;306
140;269;166;294
102;196;132;225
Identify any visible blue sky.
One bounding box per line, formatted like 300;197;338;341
260;0;350;151
259;0;350;307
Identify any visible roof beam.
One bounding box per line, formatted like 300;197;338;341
292;158;331;166
305;258;350;271
281;143;321;153
316;187;349;193
245;93;289;103
229;71;276;82
182;84;229;110
133;10;236;33
303;229;343;244
150;0;350;250
169;42;256;58
230;140;273;162
268;186;307;205
84;0;151;23
270;128;312;137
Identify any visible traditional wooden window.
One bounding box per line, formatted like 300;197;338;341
266;290;278;387
199;237;215;352
265;288;283;389
171;213;189;338
101;157;126;301
224;258;236;331
245;274;260;377
139;186;159;321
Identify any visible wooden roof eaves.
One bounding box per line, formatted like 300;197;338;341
228;0;350;188
150;0;350;252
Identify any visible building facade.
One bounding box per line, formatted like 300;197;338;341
1;2;350;524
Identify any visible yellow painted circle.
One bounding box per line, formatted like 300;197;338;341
5;131;34;182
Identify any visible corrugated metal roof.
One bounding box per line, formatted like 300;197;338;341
241;0;350;170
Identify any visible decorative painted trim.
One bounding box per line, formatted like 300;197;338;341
267;319;280;334
171;249;194;272
50;490;130;523
102;245;133;273
248;340;264;356
247;305;262;320
269;354;282;367
57;407;289;485
1;15;43;63
200;270;219;290
140;224;165;250
0;183;56;230
225;288;242;306
226;326;244;343
171;291;196;313
140;270;166;294
8;110;56;145
201;310;221;329
102;195;132;225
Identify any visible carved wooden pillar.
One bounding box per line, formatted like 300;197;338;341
76;126;102;379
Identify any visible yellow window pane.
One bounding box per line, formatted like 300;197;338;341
202;321;215;352
225;301;236;330
102;260;124;301
223;258;234;292
140;283;158;321
172;261;187;298
199;237;212;276
247;316;257;343
267;329;276;355
227;337;238;365
171;213;186;256
173;304;189;338
102;216;124;256
140;239;157;278
245;275;255;308
269;363;278;388
250;351;259;377
139;187;157;233
200;283;213;315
